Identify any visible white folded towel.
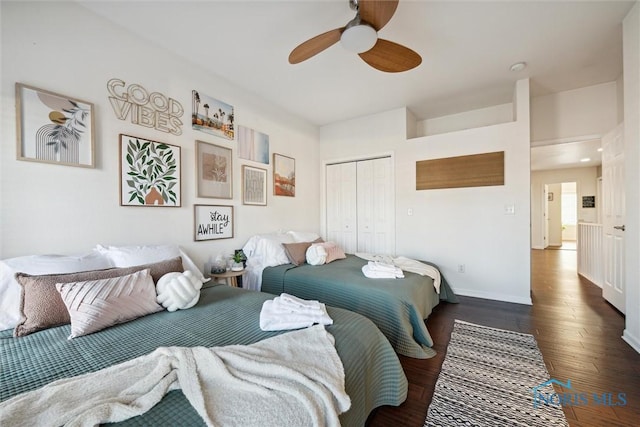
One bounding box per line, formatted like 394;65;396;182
279;293;323;311
361;261;404;279
260;298;333;331
361;264;404;279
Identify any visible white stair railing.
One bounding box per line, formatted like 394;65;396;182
577;222;603;287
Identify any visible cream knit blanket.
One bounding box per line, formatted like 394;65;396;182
0;325;350;427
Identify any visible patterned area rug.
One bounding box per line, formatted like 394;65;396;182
425;320;568;426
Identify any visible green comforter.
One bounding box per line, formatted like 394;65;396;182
0;285;407;427
261;254;459;359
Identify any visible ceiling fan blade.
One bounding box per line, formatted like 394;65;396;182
358;0;399;31
288;28;344;64
359;38;422;73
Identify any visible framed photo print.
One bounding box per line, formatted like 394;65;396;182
242;165;267;206
119;134;181;207
16;83;95;168
194;204;233;241
238;125;269;164
191;90;234;140
196;140;232;199
273;153;295;197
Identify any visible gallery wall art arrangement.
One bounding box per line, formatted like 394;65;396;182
14;78;296;239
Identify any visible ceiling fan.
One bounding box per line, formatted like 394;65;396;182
288;0;422;73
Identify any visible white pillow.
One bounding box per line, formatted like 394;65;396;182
57;268;163;339
0;251;112;331
242;233;295;268
286;231;321;243
156;271;202;312
95;244;207;283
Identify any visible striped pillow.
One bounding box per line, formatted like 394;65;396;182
56;268;163;339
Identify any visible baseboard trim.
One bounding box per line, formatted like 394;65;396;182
623;329;640;354
453;288;532;306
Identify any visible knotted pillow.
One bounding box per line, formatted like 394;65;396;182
306;244;328;266
156;271;202;312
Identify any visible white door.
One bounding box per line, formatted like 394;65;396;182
326;163;357;253
356;157;394;254
602;124;625;313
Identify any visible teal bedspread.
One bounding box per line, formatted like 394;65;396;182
0;285;407;427
261;255;458;359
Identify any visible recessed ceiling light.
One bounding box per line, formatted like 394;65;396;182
580;158;591;162
509;62;527;72
597;147;603;152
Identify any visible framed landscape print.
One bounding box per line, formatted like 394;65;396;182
16;83;95;168
191;90;234;140
238;125;269;164
119;134;181;207
242;165;267;206
196;140;232;199
273;153;295;197
194;204;233;241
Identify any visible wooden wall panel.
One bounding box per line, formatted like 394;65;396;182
416;151;504;190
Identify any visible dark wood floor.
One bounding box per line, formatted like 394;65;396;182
367;248;640;426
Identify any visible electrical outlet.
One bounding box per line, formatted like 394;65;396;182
457;264;465;273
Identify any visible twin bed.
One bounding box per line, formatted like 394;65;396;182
242;232;458;359
1;281;407;426
261;254;457;359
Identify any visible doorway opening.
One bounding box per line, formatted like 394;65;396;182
545;181;577;251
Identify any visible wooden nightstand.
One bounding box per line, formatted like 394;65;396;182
210;270;244;287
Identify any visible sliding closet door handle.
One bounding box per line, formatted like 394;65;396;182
613;225;626;231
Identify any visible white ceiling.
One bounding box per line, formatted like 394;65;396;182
78;0;634;169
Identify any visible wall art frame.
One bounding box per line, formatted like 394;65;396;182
238;125;270;164
242;165;267;206
196;140;232;199
192;90;234;140
194;204;233;241
273;153;295;197
119;134;181;207
16;83;95;168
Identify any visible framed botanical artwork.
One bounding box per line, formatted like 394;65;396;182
196;140;232;199
238;125;269;164
191;90;234;140
119;134;181;207
242;165;267;206
194;204;233;241
15;83;95;168
273;153;295;197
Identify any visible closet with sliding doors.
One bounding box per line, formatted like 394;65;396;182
325;156;395;255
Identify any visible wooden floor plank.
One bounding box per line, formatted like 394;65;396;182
366;248;640;427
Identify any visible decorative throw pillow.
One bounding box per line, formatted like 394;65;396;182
0;251;112;332
322;242;347;263
156;271;202;312
57;269;163;339
282;242;314;266
13;257;183;337
306;244;327;266
282;238;325;266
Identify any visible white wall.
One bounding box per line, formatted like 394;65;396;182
416;103;514;137
531;81;619;143
623;1;640;354
531;167;599;249
320;80;532;305
0;2;320;271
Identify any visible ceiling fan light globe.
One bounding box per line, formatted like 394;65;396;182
340;24;377;53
